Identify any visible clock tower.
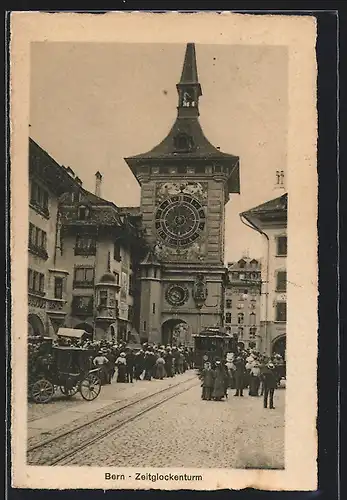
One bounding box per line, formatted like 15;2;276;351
125;43;240;345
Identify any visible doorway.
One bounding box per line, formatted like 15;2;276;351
272;335;286;361
161;319;189;346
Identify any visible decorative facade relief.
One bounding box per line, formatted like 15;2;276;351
155;181;208;204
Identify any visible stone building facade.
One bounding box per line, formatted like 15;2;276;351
28;138;146;341
28;138;82;337
224;258;262;351
240;193;287;359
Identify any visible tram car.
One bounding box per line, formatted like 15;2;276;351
193;327;238;369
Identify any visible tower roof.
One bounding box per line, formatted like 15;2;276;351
124;43;240;193
180;43;199;84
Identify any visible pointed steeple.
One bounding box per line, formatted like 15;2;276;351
176;43;202;117
180;43;199;84
124;43;240;195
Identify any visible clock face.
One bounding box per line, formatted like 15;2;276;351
166;285;189;307
155;194;206;247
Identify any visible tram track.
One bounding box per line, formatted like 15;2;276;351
27;376;199;466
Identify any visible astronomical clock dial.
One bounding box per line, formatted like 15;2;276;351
155;194;206;248
166;285;189;307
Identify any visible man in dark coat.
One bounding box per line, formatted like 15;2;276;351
125;348;135;383
164;349;174;377
199;362;214;400
261;362;278;409
234;356;246;397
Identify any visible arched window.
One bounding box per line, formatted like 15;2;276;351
250;312;256;325
237;313;244;324
238;327;244;338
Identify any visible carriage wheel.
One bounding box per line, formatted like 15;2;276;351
31;379;54;403
80;374;101;401
60;384;79;397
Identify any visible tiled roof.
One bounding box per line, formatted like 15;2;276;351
241;193;287;216
125;117;239;163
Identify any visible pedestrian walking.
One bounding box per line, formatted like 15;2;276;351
261;362;278;409
249;361;261;396
155;353;166;380
125;348;135;383
199;361;214;400
115;352;127;383
212;360;227;401
93;350;110;385
234;356;246;397
164;348;174;377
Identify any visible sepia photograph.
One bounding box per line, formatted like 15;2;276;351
10;12;318;491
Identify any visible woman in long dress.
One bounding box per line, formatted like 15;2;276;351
155;353;166;380
212;361;227;401
115;352;127;383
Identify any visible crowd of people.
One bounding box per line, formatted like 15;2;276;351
52;337;195;386
199;349;284;410
29;335;284;411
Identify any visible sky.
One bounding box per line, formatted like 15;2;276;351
30;42;288;263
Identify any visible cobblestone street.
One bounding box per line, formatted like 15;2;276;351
28;370;285;469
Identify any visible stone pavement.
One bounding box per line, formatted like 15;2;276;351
65;384;285;469
27;370;196;439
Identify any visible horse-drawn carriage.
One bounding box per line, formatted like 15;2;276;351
193;327;238;369
28;337;102;403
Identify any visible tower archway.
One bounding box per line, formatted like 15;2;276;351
161;319;189;347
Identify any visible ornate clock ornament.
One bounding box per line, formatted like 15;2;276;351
193;273;208;309
155;194;206;248
166;284;189;307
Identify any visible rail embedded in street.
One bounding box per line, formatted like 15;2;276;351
27;375;198;466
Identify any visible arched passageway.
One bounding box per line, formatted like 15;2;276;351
161;319;189;347
272;335;286;362
28;314;45;336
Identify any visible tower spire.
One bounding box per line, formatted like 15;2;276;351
176;43;202;117
180;43;199;84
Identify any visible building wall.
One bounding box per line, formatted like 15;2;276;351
224;259;262;350
56;232;135;340
258;225;287;356
28;176;65;337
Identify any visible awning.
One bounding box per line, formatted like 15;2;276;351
57;328;87;339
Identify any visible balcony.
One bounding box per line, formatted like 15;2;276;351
95;306;119;322
46;298;67;317
28;292;46;309
28;243;49;260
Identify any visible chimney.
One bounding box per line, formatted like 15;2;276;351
95;171;102;197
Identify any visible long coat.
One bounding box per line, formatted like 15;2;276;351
261;367;278;389
212;366;226;399
200;368;215;388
